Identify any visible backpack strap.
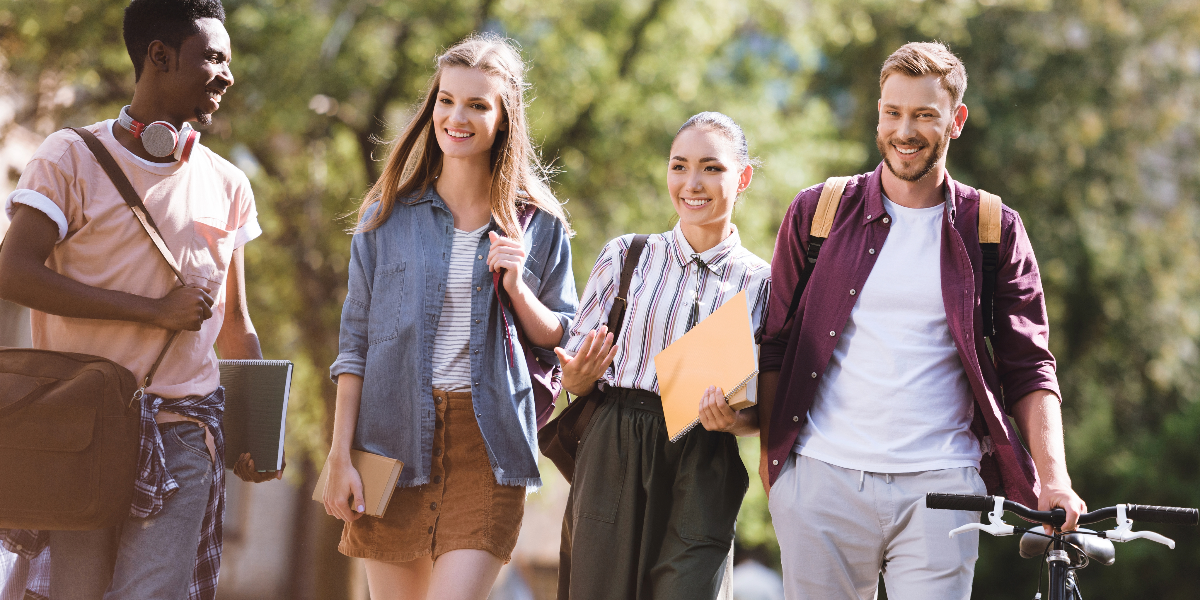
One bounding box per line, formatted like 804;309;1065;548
978;190;1002;338
782;176;851;327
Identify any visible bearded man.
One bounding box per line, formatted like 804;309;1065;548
755;42;1086;599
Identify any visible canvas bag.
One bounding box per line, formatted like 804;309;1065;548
0;127;184;530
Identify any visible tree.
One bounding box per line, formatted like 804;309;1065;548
3;0;1198;597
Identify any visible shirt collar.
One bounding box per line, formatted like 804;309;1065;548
667;222;741;276
416;185;506;234
867;163;960;224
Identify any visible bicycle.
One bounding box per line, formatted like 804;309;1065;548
925;493;1199;600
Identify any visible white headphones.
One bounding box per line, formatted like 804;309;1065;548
116;105;199;161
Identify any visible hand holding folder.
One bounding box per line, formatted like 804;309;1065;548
654;290;760;442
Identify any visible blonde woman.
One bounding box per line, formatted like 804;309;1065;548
323;35;576;600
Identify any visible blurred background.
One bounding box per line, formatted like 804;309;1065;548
2;0;1199;597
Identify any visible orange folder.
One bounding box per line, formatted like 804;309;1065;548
654;290;759;442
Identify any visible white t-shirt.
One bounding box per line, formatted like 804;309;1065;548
431;224;489;391
794;195;981;473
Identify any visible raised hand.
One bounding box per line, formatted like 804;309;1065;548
554;325;619;397
487;231;528;298
154;285;215;331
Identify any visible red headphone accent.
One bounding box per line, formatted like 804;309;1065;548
116;105;200;161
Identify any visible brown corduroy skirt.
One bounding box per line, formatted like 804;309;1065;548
338;389;526;563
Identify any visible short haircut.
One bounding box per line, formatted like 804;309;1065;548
879;42;967;107
123;0;226;81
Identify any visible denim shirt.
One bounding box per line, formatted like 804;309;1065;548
330;187;577;488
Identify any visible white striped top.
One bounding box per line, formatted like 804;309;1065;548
432;224;489;391
565;223;772;394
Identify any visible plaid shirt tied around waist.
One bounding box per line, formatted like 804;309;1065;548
1;387;226;600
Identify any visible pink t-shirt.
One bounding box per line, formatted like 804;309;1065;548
4;120;260;398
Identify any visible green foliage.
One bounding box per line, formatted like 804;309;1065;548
3;0;1199;597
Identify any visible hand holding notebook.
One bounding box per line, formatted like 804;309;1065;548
220;360;293;472
313;449;404;519
654;290;760;442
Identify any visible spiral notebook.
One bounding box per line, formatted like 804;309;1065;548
219;360;293;472
654;290;759;442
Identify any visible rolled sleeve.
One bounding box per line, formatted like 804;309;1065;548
531;216;578;352
233;215;261;249
329;226;375;382
990;209;1060;409
6;189;68;242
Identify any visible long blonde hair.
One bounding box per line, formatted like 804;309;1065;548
356;33;571;238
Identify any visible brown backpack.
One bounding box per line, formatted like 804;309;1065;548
0;127;182;530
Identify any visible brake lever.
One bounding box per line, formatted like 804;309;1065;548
950;496;1015;538
1101;505;1176;549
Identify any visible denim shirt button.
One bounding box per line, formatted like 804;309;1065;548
475;319;481;324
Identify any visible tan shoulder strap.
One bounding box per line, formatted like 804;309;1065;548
811;176;851;238
978;190;1002;244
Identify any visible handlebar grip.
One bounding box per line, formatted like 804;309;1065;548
1126;505;1200;525
926;493;995;512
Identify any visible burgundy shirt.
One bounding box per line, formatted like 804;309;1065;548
760;164;1059;506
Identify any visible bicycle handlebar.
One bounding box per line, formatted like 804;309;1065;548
925;494;1200;528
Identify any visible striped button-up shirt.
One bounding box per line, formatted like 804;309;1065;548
567;224;771;393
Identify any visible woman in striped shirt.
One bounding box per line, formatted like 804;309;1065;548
554;112;771;600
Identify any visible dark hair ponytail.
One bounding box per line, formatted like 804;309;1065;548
674;111;757;170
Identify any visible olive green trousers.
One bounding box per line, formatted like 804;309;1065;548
557;387;747;600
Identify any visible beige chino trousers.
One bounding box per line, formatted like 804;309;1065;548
768;454;987;600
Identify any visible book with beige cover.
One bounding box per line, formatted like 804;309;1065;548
312;450;404;517
654;290;759;442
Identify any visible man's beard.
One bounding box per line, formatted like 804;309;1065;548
194;107;212;127
877;122;953;183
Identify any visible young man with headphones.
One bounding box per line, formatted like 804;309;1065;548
0;1;277;598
